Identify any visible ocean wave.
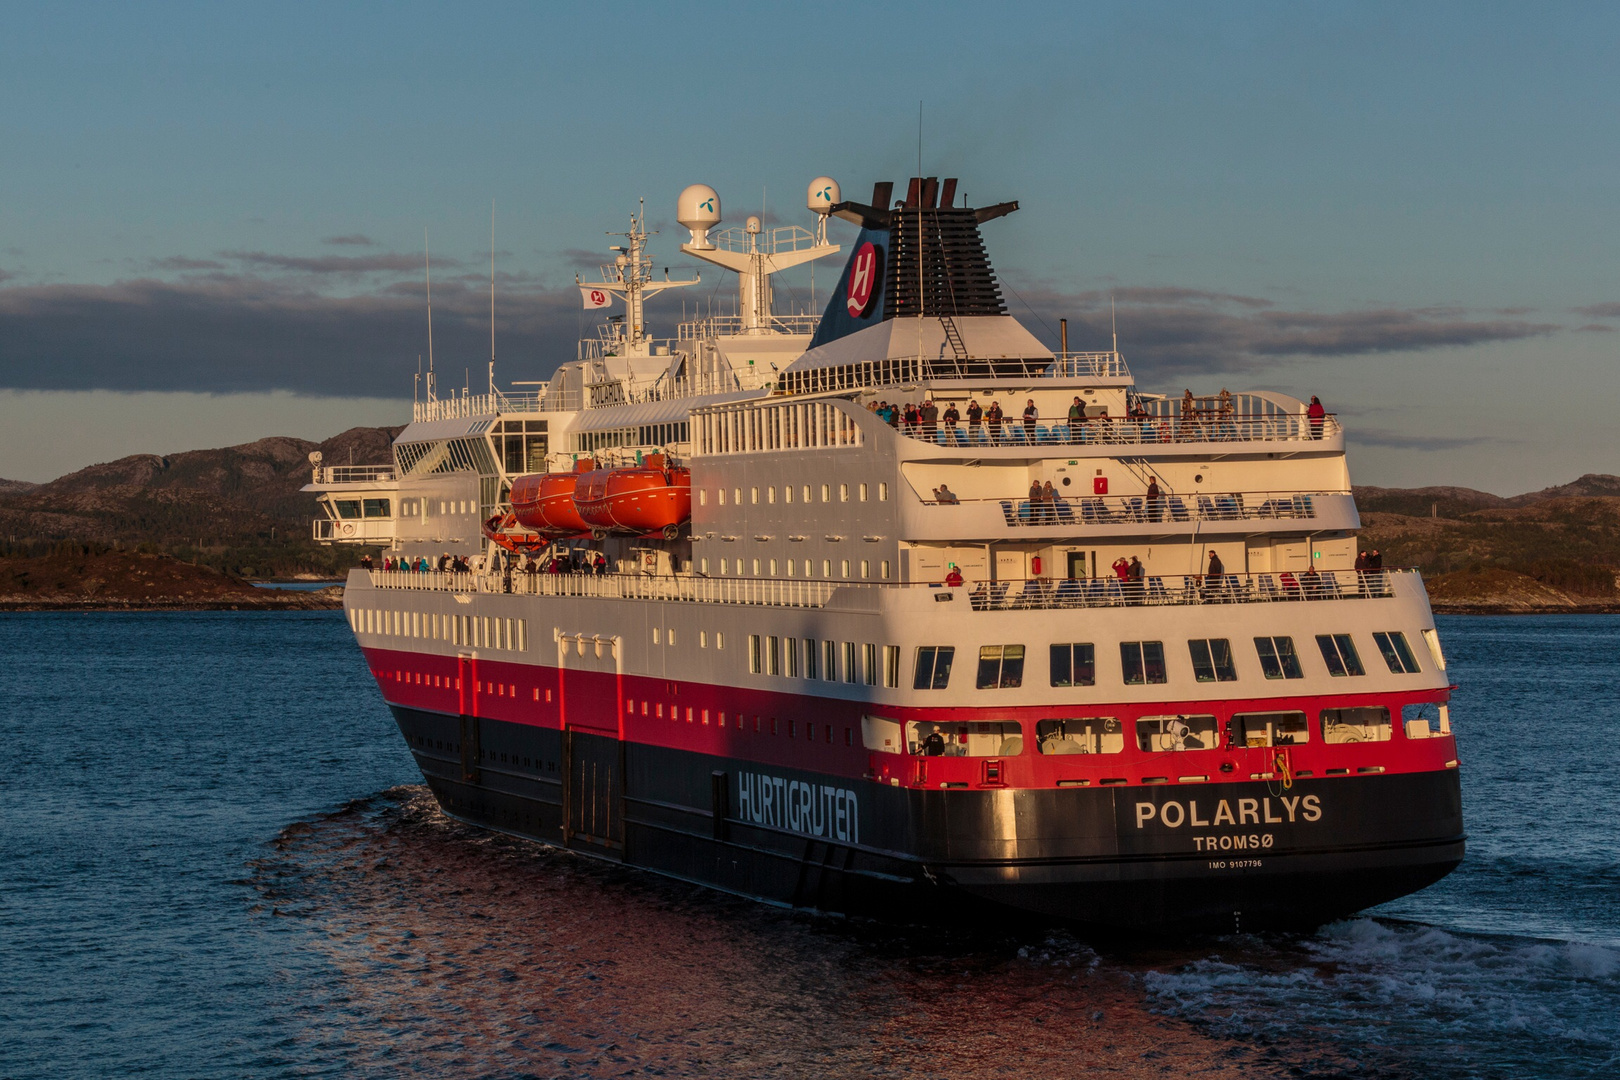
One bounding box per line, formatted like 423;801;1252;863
1138;918;1620;1079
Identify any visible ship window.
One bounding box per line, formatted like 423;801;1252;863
652;628;660;644
863;643;878;685
883;645;900;688
700;557;709;575
841;559;850;578
863;715;902;752
751;487;759;504
1401;702;1451;738
1253;636;1305;680
784;559;793;578
699;489;707;506
824;639;838;680
784;485;793;504
1049;643;1096;687
907;720;1023;757
1188;639;1238;683
821;484;831;502
859;483;869;501
752;558;761;575
1421;628;1446;671
881;560;891;579
844;641;857;683
860;560;869;579
805;639;820;679
976;645;1026;689
767;636;780;675
1120;641;1168;685
767;486;776;504
748;635;761;674
803;485;812;502
1136;714;1219;752
914;646;955;689
717;488;725;506
716;633;723;649
785;638;799;677
1322;706;1391;743
700;631;708;648
733;488;741;505
1373;631;1422;674
840;484;849;502
879;482;889;501
1231;711;1309;747
1316;634;1366;677
335;500;362;519
822;559;832;577
1037;718;1123;755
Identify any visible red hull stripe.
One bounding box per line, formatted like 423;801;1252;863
361;645;1457;791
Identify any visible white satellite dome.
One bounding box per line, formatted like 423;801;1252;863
677;184;721;248
807;176;840;215
745;215;761;235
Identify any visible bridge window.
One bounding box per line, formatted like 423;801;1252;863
907;720;1024;757
1120;641;1168;685
1188;638;1238;682
1049;643;1096;687
1136;714;1219;752
1254;636;1304;680
1316;634;1366;677
1322;706;1391;743
1373;631;1422;674
335;500;362;519
914;646;955;689
1037;717;1123;755
976;645;1026;689
1231;711;1309;747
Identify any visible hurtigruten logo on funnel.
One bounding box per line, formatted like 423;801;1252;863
846;241;880;317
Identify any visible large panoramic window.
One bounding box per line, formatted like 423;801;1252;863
1049;643;1096;687
1036;718;1123;755
1188;639;1238;683
1316;634;1366;677
1253;636;1305;680
1322;706;1391;743
913;646;956;689
1232;711;1310;747
976;645;1026;689
1135;714;1219;752
1120;641;1167;685
1372;631;1422;674
906;720;1024;757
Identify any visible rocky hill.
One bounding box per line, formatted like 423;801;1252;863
1355;476;1620;613
0;425;402;579
0;548;342;611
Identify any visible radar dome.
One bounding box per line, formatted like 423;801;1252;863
677;184;721;248
745;215;761;235
807;177;840;214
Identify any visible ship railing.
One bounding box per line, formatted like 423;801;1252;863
585;370;747;408
362;566;1419;610
313;465;397;484
885;412;1340;448
955;567;1414;611
412;389;552;423
926;489;1332;527
678;314;823;340
775;352;1138;396
367;568;842;608
706;224;820;256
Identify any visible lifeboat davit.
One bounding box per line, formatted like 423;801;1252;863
573;454;691;539
510;458;594;538
481;511;548;554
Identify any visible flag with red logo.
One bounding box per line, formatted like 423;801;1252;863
580;286;612;309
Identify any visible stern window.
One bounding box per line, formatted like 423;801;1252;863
1136;714;1219;752
1316;634;1366;677
1373;631;1422;674
1322;706;1391;742
1036;717;1122;755
1231;711;1310;747
907;720;1023;757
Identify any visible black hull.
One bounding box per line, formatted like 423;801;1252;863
393;705;1465;933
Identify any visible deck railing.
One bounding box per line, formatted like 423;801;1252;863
363;566;1416;611
922;490;1333;528
886;412;1339;448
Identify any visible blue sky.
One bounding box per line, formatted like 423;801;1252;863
2;1;1618;491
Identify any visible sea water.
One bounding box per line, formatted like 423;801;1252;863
1;612;1615;1079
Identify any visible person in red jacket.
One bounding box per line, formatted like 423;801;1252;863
1307;395;1326;439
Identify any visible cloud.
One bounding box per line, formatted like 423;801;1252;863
0;274;590;398
1003;285;1558;377
322;234;376;247
220;250;450;275
1347;429;1495;451
150;256;227;271
1571;302;1620;319
560;247;610;269
1575;323;1616;333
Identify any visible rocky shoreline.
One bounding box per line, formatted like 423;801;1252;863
0;550;343;612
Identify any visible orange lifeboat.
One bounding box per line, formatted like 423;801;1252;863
573;454;691;539
510;458;594;538
481;511;548;554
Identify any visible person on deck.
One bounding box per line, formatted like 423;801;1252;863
1307;395;1326;439
922;726;947;756
1146;477;1163;522
986;401;1004;444
942;402;959;442
944;564;964;588
921;400;939;435
1112;556;1131;582
1205;550;1225;600
1068;396;1084;442
360;554;373;573
1022;399;1039;441
966;398;983;441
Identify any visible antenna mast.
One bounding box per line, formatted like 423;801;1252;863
1111;293;1118;355
489;200;496;397
425;229;436;402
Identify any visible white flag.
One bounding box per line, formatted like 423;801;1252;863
580;286;612;309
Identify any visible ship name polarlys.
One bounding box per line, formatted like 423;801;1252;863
737;773;859;843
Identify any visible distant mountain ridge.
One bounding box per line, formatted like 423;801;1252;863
0;426;402;548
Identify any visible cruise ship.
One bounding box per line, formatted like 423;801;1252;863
306;174;1464;932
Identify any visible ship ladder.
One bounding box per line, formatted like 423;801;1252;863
939;314;970;365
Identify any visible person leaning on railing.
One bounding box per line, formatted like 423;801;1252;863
1307;396;1326;439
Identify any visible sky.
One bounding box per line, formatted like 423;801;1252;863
2;1;1618;493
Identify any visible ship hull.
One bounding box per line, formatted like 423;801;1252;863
390;703;1464;932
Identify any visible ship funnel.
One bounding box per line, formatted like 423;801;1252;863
677;184;721;249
